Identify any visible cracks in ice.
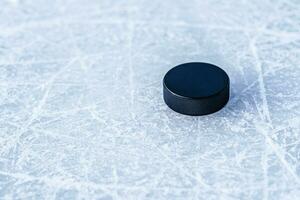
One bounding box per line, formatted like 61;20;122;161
1;0;300;198
0;59;76;167
249;35;300;185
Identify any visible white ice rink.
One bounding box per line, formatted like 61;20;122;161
0;0;299;199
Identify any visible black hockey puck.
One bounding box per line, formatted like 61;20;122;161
163;62;230;116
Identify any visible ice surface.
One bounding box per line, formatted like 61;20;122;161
0;0;300;199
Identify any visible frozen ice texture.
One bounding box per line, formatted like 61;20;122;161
0;0;299;199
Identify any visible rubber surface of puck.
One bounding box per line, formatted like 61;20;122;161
163;62;230;116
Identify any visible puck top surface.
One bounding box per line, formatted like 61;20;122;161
164;62;229;99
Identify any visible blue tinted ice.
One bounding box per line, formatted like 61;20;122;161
0;0;299;199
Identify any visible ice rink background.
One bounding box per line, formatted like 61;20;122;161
0;0;299;199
